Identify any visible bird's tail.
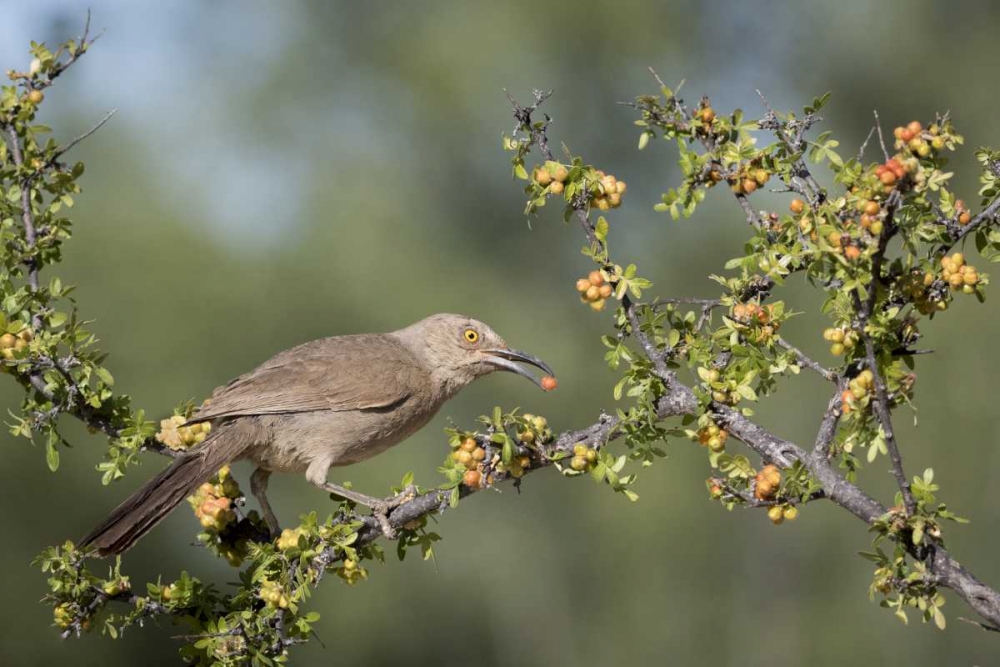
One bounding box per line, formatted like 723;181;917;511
80;424;249;556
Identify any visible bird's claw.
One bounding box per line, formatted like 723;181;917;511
370;486;416;539
370;500;397;539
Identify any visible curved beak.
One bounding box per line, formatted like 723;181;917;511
482;348;555;390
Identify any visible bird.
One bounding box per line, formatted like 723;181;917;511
80;314;554;556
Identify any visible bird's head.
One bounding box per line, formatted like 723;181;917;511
393;314;555;395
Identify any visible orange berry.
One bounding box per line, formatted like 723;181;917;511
460;438;477;453
463;469;482;488
588;270;604;287
742;178;758;194
585;285;600;301
553;165;569;182
864;201;880;216
549;181;564;195
845;246;861;261
534;168;552;186
540;375;558;392
958;212;971;225
598;284;613;299
789;199;805;214
879;171;896;185
907;120;922;135
576;278;591;292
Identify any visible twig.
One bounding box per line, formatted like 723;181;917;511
776;337;837;382
873;110;890;162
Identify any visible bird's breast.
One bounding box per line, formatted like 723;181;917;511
246;393;445;473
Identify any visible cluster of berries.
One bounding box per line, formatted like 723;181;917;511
767;504;799;525
731;165;771;195
857;199;886;235
590;171;627;211
258;578;292;609
731;301;780;343
696;422;728;453
276;527;305;552
188;466;240;533
822;327;859;356
450;437;488;488
532;161;569;195
576;270;613;312
0;328;31;367
940;252;980;294
569;442;599;471
893;120;950;159
754;464;782;500
841;369;874;415
874;156;908;187
155;414;211;451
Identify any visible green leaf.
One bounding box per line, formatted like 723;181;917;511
595;217;609;243
46;438;59;472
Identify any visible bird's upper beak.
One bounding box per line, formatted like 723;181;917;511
481;348;555;390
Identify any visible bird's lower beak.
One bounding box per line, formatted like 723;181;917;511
482;348;555;390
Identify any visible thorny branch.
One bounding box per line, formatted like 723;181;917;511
79;87;1000;635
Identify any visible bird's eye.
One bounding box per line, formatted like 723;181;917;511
463;328;480;344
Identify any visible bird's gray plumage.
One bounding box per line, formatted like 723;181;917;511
80;314;553;555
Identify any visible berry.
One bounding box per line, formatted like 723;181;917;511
534;168;552;186
460;438;477;453
553;165;569;182
789;199;805;214
540;375;558;391
549;181;564;195
573;443;588;457
570;455;589;471
767;506;785;525
588;270;604;286
27;89;43;104
463;469;482;487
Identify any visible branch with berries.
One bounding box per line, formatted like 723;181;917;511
8;20;1000;667
500;81;1000;633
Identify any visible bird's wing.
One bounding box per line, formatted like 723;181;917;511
189;334;427;422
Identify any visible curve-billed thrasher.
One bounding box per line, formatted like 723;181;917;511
81;314;554;555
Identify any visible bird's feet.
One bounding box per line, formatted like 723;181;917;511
320;483;418;540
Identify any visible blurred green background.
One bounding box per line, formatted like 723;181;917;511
2;1;999;664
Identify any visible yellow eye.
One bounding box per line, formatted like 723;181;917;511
464;328;479;344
